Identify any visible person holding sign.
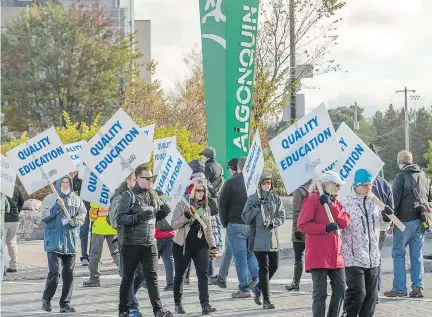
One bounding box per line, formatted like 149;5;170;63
115;165;172;317
339;169;394;317
171;178;218;315
297;171;350;317
40;175;87;313
242;172;285;310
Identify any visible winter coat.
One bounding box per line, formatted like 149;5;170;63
372;175;394;231
204;158;224;194
89;203;117;235
41;176;87;254
242;190;285;252
392;164;432;222
115;184;167;246
4;186;25;223
211;214;223;250
171;199;216;254
297;191;350;271
291;182;311;242
219;173;248;227
340;192;387;268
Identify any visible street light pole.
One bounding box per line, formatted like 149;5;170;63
396;87;416;151
289;0;296;123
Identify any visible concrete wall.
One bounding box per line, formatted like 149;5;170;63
135;19;151;82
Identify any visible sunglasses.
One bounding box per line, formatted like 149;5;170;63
195;189;206;193
138;176;154;181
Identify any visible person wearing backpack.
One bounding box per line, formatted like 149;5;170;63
116;165;173;317
156;214;175;291
384;150;432;299
82;202;120;287
200;147;224;197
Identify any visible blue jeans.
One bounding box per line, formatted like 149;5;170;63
157;237;174;286
227;223;259;292
392;219;425;293
377;231;386;291
218;233;233;281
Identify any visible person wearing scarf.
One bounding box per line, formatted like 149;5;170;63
171;178;218;315
40;175;87;313
242;172;285;309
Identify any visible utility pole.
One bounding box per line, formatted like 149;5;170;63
289;0;296;123
396;87;416;151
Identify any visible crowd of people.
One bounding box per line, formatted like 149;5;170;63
1;146;431;317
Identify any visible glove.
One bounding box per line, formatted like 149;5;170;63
68;218;78;227
155;189;164;196
381;205;394;222
156;204;171;221
209;247;217;260
184;205;197;219
137;212;151;223
326;222;339;233
319;194;333;205
294;231;304;240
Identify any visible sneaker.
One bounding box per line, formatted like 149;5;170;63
285;282;299;291
383;290;407;297
6;268;17;273
201;305;217;315
175;304;186;314
409;287;424;298
164;284;173;291
119;312;129;317
208;275;218;285
42;300;52;312
130;311;143;317
83;277;101;287
263;300;275;310
59;304;76;313
253;285;262;306
215;275;227;288
231;291;251;298
81;258;89;266
154;308;173;317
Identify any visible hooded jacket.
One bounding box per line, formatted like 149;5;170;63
41;176;87;254
340;192;386;268
204;158;224;194
392;164;432;222
219;172;248;227
242;172;285;252
291;181;311;242
4;186;25;223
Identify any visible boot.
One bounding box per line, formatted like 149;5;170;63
201;304;217;315
263;300;275;310
83;277;101;287
42;300;52;312
285;263;302;291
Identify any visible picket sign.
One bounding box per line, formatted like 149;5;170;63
65;140;87;171
315;181;335;223
181;197;208;229
1;154;17;198
370;194;406;232
269;103;340;194
153;147;192;224
153;136;176;175
78;162;87;179
140;123;156;162
6;127;76;197
79;168;112;209
330;123;384;199
79;108;154;191
243;130;265;196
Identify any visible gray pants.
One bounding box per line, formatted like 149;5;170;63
4;222;19;270
311;268;345;317
89;234;120;278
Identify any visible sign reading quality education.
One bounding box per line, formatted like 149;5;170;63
243;130;265;196
269;104;339;194
65;140;87;169
80;168;112;208
79;109;154;191
6;127;76;194
153;136;176;175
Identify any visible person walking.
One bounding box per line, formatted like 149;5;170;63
116;165;172;317
219;157;259;298
3;184;24;273
214;157;238;288
340;169;394;317
40;175;87;313
297;171;350;317
155;214;175;291
82;202;120;287
285;180;311;291
242;172;285;309
171;177;218;315
384;150;432;299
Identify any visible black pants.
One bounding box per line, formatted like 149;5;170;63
293;241;305;265
173;242;210;307
119;245;162;314
254;251;279;301
343;266;378;317
42;252;75;307
311;268;345;317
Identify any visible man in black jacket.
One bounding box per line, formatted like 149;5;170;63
384;150;432;299
219;157;259;298
3;185;25;273
201;147;224;196
116;165;173;317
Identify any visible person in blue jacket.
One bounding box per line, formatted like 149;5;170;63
40;175;87;313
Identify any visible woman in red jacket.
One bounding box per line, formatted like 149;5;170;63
298;171;350;317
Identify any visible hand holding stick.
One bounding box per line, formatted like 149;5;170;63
370;193;406;232
181;197;207;229
48;183;72;220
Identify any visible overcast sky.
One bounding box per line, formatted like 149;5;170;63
135;0;431;117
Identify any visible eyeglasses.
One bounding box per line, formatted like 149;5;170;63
261;181;272;185
195;189;206;193
138;176;154;181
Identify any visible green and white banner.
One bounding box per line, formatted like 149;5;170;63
199;0;259;177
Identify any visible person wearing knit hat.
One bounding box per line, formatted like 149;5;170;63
200;147;225;198
227;158;239;177
340;169;394;317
